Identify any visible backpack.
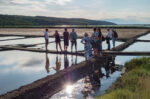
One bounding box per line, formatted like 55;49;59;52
114;31;118;38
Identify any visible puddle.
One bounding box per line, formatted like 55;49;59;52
0;50;84;95
138;33;150;40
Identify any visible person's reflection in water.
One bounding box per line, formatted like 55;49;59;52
81;68;104;98
53;55;61;73
71;55;78;66
64;54;69;69
105;61;110;78
111;56;116;74
71;55;74;66
75;55;77;65
45;52;50;73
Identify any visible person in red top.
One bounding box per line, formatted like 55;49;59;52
63;28;69;52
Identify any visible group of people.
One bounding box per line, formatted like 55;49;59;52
81;28;118;60
44;28;77;52
44;27;118;60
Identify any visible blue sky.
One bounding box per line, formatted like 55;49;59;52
0;0;150;24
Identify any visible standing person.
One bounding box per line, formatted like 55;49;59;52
81;33;92;60
112;29;118;48
106;29;112;50
63;28;69;52
97;28;103;54
44;28;49;51
91;28;98;56
70;29;78;53
53;30;62;52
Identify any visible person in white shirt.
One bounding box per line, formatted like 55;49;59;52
106;29;112;50
44;28;49;51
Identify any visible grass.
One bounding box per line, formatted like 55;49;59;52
96;57;150;99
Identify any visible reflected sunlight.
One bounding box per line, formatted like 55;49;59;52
65;85;74;94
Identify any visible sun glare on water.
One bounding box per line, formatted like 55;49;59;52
65;85;74;94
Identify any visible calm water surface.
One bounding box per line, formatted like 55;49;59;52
0;50;84;95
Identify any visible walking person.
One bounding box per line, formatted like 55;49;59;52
91;28;98;56
44;28;49;51
106;29;112;50
70;29;78;53
81;33;92;60
53;30;62;52
112;29;118;48
63;28;69;52
97;28;103;55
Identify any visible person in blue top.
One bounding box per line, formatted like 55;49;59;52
70;29;78;53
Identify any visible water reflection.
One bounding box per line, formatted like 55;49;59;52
45;52;50;73
64;54;69;69
71;55;77;66
65;84;74;94
51;56;120;99
53;55;61;73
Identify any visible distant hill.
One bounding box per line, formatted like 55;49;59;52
0;14;116;27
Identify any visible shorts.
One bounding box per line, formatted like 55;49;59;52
45;39;49;45
71;40;77;46
64;40;69;46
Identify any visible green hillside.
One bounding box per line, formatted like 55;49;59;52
0;14;116;27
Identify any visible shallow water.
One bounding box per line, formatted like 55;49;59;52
0;34;148;98
51;67;121;99
51;34;150;99
138;33;150;40
116;42;150;65
0;36;24;40
0;50;84;95
0;37;52;46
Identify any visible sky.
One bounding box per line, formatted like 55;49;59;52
0;0;150;24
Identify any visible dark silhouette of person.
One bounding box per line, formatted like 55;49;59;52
45;52;50;73
63;28;69;52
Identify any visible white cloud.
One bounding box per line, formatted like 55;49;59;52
46;0;72;5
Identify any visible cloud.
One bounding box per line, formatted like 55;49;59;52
22;58;43;67
46;0;72;5
0;0;150;24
